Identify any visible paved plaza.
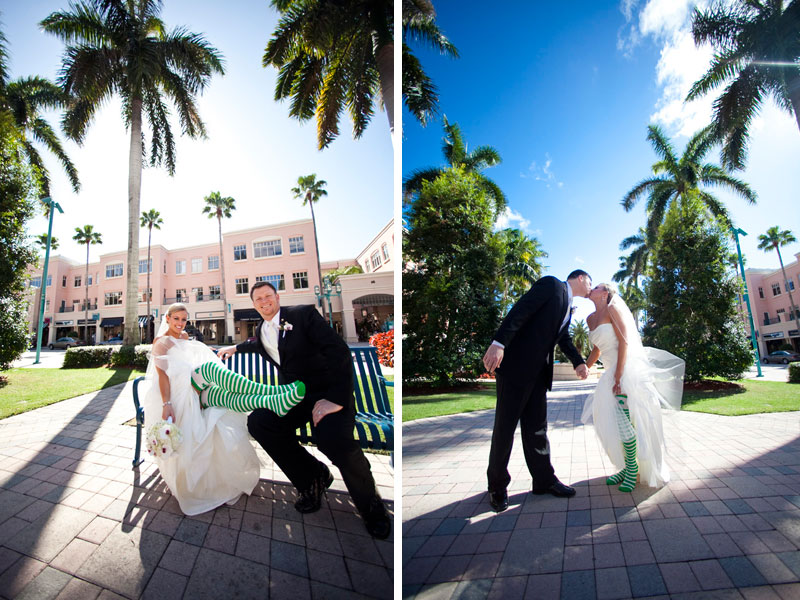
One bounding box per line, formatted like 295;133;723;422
0;380;394;599
403;380;800;599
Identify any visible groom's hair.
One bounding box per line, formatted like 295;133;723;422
250;280;277;299
567;269;590;281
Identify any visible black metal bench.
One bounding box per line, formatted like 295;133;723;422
131;346;394;468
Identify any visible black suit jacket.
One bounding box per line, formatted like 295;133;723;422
236;304;354;407
493;276;585;390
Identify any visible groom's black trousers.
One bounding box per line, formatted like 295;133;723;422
247;396;378;513
487;370;556;492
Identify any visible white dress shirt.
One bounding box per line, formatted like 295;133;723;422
260;310;281;365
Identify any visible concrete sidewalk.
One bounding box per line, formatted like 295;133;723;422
403;380;800;599
0;381;393;599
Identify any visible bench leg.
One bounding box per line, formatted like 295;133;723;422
133;410;144;469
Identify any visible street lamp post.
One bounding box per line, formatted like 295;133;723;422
34;197;64;364
732;227;763;377
314;276;343;328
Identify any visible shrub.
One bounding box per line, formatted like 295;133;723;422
789;362;800;384
109;345;151;370
369;330;394;368
63;346;113;368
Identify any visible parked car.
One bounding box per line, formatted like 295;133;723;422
762;350;800;364
48;337;83;350
99;335;124;346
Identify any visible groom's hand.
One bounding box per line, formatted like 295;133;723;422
312;399;342;426
575;364;589;380
483;344;504;374
217;345;237;361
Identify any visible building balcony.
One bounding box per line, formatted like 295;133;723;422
58;306;75;313
764;317;781;326
163;295;222;305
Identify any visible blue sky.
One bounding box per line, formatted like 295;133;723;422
3;0;392;263
403;0;800;317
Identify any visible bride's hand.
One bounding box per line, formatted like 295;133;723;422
613;379;622;396
162;402;176;423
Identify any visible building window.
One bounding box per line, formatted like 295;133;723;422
772;283;782;296
105;291;122;306
140;288;152;302
193;287;204;301
253;239;281;258
257;274;285;291
45;299;50;311
381;242;390;262
62;275;67;287
371;250;381;270
292;271;309;290
30;276;42;288
138;258;153;274
788;280;796;292
234;245;247;261
235;277;249;295
209;285;220;300
106;263;123;278
191;257;202;273
758;286;764;299
365;261;371;273
46;274;52;287
176;289;187;302
163;260;167;273
288;236;304;254
74;276;81;287
87;274;93;286
208;255;219;270
176;259;186;275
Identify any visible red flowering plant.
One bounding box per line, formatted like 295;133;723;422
369;330;394;368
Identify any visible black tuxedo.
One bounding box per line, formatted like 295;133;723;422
487;276;585;492
238;304;378;512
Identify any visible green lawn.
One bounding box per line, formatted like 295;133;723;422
402;379;800;422
0;368;139;419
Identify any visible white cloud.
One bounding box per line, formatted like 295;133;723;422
495;207;530;231
574;256;585;264
521;153;563;189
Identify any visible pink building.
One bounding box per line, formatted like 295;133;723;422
741;250;800;355
27;219;321;345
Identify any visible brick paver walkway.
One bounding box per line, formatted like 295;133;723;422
403;380;800;599
0;380;393;599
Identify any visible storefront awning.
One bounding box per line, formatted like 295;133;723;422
100;317;123;327
233;308;261;322
352;294;394;307
138;316;150;327
77;318;97;325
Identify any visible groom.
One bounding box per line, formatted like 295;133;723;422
482;270;591;512
218;281;391;539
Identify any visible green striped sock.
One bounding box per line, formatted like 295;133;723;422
192;360;281;396
201;381;305;416
618;437;638;492
607;395;637;488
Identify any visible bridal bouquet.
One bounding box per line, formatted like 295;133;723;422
146;417;183;458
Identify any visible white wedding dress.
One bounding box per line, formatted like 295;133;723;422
143;336;260;515
581;322;685;488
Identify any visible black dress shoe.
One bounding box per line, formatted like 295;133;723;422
532;479;576;498
295;466;335;513
489;489;508;512
361;497;392;539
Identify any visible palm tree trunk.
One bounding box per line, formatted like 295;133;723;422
84;244;89;344
775;244;800;339
124;97;143;346
376;41;394;142
145;225;152;342
309;198;325;320
218;216;229;343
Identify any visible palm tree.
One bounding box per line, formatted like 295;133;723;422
73;225;102;344
0;20;79;195
687;0;800;170
292;174;327;317
202;192;235;343
613;228;650;288
403;116;506;214
402;0;459;126
622;124;757;242
569;320;590;357
140;209;163;342
757;226;800;336
42;0;224;346
326;264;364;283
497;228;547;314
34;234;59;252
263;0;393;149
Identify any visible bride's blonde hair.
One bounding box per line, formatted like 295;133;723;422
598;283;617;305
166;302;189;317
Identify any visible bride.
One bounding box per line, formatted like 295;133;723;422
143;303;305;515
582;284;685;492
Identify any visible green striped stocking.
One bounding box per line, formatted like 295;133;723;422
606;394;638;492
201;384;304;417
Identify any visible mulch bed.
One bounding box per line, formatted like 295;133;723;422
404;382;491;396
684;380;744;392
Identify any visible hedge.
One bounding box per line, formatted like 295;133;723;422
63;345;151;370
790;361;800;384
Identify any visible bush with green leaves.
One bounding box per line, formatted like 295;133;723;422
63;346;113;368
643;200;753;382
109;345;150;370
403;167;504;385
789;362;800;384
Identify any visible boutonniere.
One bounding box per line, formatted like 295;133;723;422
278;319;293;338
570;306;577;315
